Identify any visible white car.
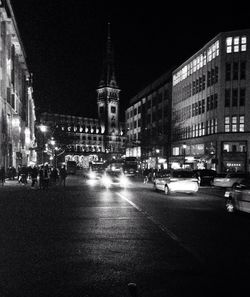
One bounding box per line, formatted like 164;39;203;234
101;170;130;189
212;172;248;188
153;170;199;195
225;179;250;213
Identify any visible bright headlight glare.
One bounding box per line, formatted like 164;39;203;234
89;172;96;179
120;176;129;187
102;176;112;187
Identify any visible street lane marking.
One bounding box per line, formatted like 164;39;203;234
117;193;204;265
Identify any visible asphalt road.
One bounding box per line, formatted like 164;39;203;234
0;175;249;297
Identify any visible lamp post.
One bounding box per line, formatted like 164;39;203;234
183;144;187;168
50;138;56;167
156;149;160;171
39;124;47;165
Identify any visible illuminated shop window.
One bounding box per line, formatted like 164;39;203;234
239;115;245;132
173;147;180;156
224;116;230;132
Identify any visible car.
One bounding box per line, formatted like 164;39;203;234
86;169;104;186
212;172;248;188
101;170;130;189
225;178;250;213
193;169;217;186
153;170;199;195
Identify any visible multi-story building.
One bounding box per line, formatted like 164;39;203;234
0;0;36;169
171;29;250;173
125;71;172;170
37;24;125;168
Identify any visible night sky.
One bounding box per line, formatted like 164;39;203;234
10;1;250;121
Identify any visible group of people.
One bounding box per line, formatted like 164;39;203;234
0;164;68;189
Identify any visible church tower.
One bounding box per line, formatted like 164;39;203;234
96;23;120;152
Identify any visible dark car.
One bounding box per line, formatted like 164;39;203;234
193;169;217;186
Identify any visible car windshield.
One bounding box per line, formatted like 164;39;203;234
215;173;227;178
172;170;196;178
105;170;123;177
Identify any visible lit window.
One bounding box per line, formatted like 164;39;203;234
224;116;230;132
226;37;232;53
173;147;180;156
234;45;239;52
232;116;237;132
241;36;247;51
226;37;232;46
234;37;239;45
239;115;245;132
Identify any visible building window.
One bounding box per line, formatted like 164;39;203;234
240;61;246;80
225;89;230;107
225;63;231;81
232;116;237;132
239;116;245;132
240;89;245;106
233;62;238;80
226;37;232;53
224;116;230;132
232;89;238;107
234;36;239;52
226;36;247;53
111;106;116;113
241;36;247;51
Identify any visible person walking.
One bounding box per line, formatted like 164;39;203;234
59;165;67;187
0;166;5;186
31;166;38;188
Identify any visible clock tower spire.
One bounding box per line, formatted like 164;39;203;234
97;23;120;152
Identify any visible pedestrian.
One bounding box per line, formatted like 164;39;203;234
59;165;67;187
43;165;50;190
38;166;44;189
0;166;5;186
31;165;38;188
50;167;59;185
11;166;16;180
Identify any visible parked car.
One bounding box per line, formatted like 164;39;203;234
153;170;199;195
212;172;248;188
225;178;250;213
193;169;217;186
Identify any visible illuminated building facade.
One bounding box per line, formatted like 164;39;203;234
125;71;172;169
37;24;125;168
0;0;36;169
171;29;250;173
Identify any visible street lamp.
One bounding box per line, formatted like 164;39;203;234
183;144;187;168
39;124;47;165
156;149;160;170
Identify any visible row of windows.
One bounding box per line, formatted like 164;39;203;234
175;118;218;140
173;40;219;86
224;115;245;132
99;105;116;114
127;119;142;130
207;67;219;86
174;94;218;122
226;36;247;53
225;88;245;107
225;61;246;81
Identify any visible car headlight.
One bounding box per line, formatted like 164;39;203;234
102;175;112;187
119;175;129;187
89;172;96;179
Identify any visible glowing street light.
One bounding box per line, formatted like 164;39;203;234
183;144;187;168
